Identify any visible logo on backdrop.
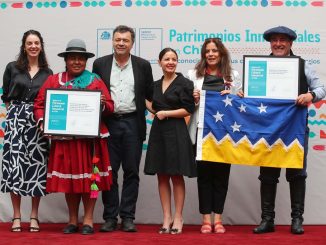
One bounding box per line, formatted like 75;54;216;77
100;31;111;41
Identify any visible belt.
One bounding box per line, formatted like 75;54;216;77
112;111;137;119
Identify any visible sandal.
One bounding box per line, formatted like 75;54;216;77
170;219;183;235
11;218;22;232
214;221;226;234
200;222;212;234
29;217;40;232
158;226;170;234
159;219;173;234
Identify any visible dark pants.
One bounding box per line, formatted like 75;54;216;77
102;115;143;221
259;127;309;184
197;161;231;214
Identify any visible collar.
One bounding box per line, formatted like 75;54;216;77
113;54;131;69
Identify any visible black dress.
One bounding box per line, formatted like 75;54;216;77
144;73;196;177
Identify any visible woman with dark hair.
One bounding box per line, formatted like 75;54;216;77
187;38;242;234
144;48;196;234
1;30;52;232
34;39;114;235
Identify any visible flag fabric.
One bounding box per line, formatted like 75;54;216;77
196;91;308;168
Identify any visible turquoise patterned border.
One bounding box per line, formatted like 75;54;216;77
0;0;324;10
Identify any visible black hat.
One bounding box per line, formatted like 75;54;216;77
263;26;297;42
58;39;95;58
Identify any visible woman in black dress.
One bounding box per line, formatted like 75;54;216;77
144;48;196;234
1;30;52;232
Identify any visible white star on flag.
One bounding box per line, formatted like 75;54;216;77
239;104;246;112
258;103;267;113
222;96;233;107
213;111;224;122
231;121;241;132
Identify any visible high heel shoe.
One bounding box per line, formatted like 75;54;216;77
30;217;40;232
158;226;170;234
11;218;22;232
158;220;172;234
170;219;183;235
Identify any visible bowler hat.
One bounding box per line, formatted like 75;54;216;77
58;39;95;58
263;26;297;42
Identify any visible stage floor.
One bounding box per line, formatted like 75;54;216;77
1;223;325;245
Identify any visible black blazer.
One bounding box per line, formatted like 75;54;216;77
92;54;154;141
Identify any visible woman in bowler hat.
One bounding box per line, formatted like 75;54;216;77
34;39;114;235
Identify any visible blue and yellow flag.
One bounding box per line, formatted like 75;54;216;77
196;91;308;168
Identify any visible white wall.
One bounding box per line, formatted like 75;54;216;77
0;2;325;224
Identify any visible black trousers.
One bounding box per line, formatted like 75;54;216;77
102;115;143;221
197;161;231;214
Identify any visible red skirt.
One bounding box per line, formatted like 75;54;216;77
46;138;112;193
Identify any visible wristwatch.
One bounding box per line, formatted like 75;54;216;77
309;91;316;100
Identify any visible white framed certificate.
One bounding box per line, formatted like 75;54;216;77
243;55;300;99
44;89;101;137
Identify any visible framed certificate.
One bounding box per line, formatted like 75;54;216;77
243;55;300;99
44;89;101;137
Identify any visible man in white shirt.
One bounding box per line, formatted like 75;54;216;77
93;25;154;232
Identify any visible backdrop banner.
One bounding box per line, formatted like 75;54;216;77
0;1;325;225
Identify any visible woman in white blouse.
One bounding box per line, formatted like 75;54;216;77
187;37;242;234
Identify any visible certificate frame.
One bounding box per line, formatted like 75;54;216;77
44;89;101;137
243;55;300;99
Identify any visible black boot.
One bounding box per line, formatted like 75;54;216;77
290;179;305;235
253;183;277;234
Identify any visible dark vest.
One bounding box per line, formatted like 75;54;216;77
298;57;308;95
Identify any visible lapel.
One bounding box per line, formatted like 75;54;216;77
197;77;205;90
131;55;139;100
103;55;114;87
189;70;204;90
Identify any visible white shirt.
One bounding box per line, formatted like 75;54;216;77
110;56;136;114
